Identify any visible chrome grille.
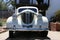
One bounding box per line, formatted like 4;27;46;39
21;12;34;24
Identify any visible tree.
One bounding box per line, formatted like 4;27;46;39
0;0;15;10
50;10;60;22
1;2;7;10
0;0;2;10
55;10;60;22
0;0;7;10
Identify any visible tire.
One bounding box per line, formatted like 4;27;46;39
9;31;14;38
40;31;48;37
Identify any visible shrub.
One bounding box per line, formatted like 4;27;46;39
50;16;56;22
50;10;60;22
0;21;2;26
55;10;60;22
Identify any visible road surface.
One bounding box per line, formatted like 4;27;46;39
0;31;60;40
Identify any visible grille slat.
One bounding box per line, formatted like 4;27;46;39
21;12;34;24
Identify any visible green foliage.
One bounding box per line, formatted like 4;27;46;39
0;21;2;26
0;0;7;10
11;0;15;7
0;0;2;10
0;0;15;10
1;2;7;10
50;10;60;22
55;10;60;22
50;16;56;22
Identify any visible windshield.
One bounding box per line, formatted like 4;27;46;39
18;8;37;13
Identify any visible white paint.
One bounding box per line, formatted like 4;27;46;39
6;6;48;31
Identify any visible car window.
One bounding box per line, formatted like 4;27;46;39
18;8;37;13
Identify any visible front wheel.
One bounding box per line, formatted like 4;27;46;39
40;31;48;37
9;31;14;38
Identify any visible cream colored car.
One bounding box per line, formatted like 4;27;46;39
6;6;49;38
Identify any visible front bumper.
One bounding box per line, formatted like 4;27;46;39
5;28;49;31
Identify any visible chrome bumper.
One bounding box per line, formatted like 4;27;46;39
5;28;49;31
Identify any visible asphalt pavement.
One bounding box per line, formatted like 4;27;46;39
0;31;60;40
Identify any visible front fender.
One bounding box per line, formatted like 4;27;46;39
6;16;22;29
6;16;13;28
41;16;49;29
37;15;49;30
